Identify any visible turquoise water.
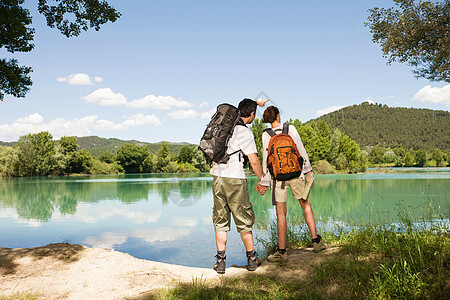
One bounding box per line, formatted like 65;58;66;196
0;171;448;268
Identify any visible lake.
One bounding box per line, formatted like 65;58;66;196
0;170;449;268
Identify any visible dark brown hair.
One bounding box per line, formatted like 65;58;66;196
238;98;257;118
262;106;280;123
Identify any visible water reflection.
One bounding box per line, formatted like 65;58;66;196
0;172;448;268
0;173;212;221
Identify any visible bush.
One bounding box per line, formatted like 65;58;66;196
313;160;336;174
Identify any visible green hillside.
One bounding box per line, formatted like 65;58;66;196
1;135;192;157
313;102;450;151
76;136;191;157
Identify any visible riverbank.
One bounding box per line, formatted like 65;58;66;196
1;221;449;299
0;243;336;300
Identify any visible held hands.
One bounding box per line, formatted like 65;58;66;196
255;183;268;195
255;98;270;107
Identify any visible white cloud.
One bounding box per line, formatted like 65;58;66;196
16;112;44;124
84;232;128;249
128;95;192;110
200;108;216;119
199;102;209;107
171;217;198;227
0;113;161;142
316;105;345;116
82;88;128;106
412;85;450;107
113;114;162;129
168;109;199;119
57;73;101;86
129;228;193;243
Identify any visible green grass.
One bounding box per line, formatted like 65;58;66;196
148;275;320;300
0;292;40;300
144;207;449;300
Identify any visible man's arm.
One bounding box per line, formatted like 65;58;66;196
248;153;268;195
247;153;263;179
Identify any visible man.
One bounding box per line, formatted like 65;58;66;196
210;98;269;274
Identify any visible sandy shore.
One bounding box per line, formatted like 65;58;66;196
0;243;337;299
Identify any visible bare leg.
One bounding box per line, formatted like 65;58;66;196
240;231;255;251
298;197;318;239
215;231;227;251
275;202;287;249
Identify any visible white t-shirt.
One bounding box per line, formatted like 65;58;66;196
210;124;257;179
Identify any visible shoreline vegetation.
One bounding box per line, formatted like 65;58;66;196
1;212;448;299
0;117;449;178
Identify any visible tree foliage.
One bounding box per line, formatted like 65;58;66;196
15;131;55;176
116;144;149;174
366;0;449;82
0;0;120;100
315;102;450;151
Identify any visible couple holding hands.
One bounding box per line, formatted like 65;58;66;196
209;98;325;275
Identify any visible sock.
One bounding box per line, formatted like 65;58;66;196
278;248;286;254
217;250;225;258
246;250;256;257
312;234;322;243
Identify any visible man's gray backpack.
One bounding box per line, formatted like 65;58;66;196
199;103;243;164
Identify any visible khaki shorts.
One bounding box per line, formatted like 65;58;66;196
212;176;255;233
271;176;307;202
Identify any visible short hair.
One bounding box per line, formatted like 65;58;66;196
238;98;257;118
262;106;280;123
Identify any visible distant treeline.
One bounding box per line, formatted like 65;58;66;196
1;111;449;177
250;118;450;174
0;132;209;177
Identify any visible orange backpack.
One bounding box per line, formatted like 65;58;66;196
265;123;303;181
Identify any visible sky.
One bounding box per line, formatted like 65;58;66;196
1;0;449;144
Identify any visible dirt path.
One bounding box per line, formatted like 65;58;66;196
0;243;338;299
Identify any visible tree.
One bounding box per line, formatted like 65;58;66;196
157;141;170;160
415;148;427;166
156;141;171;171
69;148;92;173
116;144;149;174
178;145;195;163
366;0;449;82
404;152;415;166
250;118;267;162
0;0;121;100
15;131;55;176
0;145;18;177
432;148;444;166
59;136;78;154
369;146;387;164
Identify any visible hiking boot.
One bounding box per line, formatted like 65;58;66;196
213;254;226;274
247;251;261;271
267;250;288;262
312;235;326;253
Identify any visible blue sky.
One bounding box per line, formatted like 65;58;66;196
1;0;449;143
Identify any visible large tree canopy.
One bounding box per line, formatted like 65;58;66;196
366;0;449;82
0;0;120;100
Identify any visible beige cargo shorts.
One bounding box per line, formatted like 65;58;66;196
271;176;307;202
212;176;255;233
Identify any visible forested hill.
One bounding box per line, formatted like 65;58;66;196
76;136;191;156
0;135;192;157
312;102;449;151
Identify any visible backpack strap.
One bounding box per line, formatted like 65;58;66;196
269;123;290;205
229;118;247;162
282;123;289;134
264;127;276;137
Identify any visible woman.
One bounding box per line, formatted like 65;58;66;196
261;106;325;262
